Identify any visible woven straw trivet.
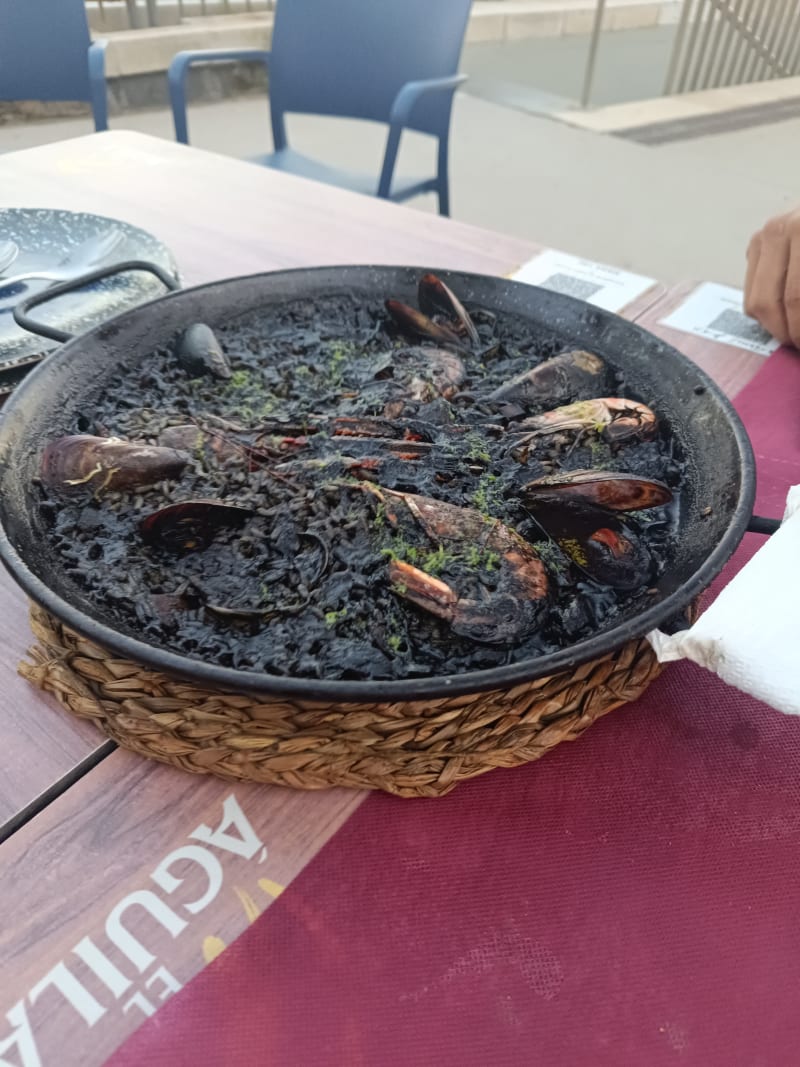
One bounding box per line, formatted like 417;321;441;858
20;603;679;798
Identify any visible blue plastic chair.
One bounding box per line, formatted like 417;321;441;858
168;0;472;216
0;0;109;131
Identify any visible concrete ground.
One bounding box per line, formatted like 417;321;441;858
462;26;678;110
0;82;797;289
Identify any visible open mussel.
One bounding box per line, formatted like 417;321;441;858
538;514;653;592
40;435;189;494
524;496;653;592
385;299;465;349
521;469;672;512
489;350;608;412
139;499;253;553
417;272;480;346
175;323;232;380
517;468;661;592
385;272;482;354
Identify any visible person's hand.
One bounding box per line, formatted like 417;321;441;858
744;206;800;348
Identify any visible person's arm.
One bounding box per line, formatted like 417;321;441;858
744;206;800;348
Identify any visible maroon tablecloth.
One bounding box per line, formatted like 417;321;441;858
110;347;800;1067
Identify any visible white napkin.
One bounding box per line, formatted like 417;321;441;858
647;485;800;714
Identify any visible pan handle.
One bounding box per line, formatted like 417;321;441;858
747;514;781;535
12;260;180;344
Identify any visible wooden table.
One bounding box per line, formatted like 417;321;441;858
0;131;765;1067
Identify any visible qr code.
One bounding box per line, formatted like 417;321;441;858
540;273;603;301
707;308;772;345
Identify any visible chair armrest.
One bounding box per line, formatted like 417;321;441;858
388;73;468;128
88;40;110;133
378;74;467;199
168;49;271;144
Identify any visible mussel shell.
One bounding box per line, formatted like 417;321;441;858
385;299;465;349
489;350;607;410
522;469;672;511
582;527;652;591
523;501;651;590
175;323;232;380
417;273;480;346
40;435;189;493
139;499;253;553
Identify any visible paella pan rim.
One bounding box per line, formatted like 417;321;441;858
0;265;757;703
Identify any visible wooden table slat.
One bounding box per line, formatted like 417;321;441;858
0;131;541;287
0;750;364;1067
0;568;108;832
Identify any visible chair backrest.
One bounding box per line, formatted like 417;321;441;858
269;0;472;137
0;0;92;103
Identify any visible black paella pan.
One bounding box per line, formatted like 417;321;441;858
0;264;769;702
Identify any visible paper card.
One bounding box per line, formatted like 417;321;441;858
511;249;656;313
659;282;780;357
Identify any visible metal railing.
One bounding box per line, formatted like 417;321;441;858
581;0;800;107
664;0;800;92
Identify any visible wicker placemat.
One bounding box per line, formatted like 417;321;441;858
20;603;673;797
